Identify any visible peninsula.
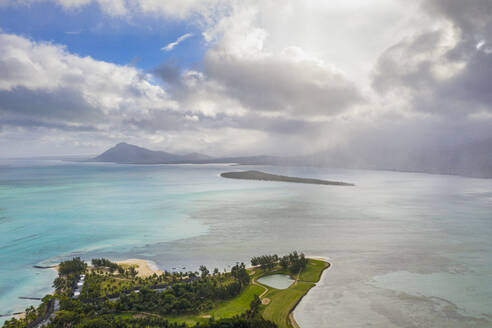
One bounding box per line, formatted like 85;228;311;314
4;252;329;328
221;170;354;186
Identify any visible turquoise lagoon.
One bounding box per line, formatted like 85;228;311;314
0;161;213;319
1;160;491;327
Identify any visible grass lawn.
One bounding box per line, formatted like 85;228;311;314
260;282;315;328
165;283;265;326
98;278;134;297
298;259;329;283
209;284;264;317
116;258;328;327
255;258;329;328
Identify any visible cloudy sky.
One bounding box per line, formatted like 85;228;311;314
0;0;491;157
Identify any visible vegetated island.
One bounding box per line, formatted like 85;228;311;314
221;170;354;186
3;252;329;328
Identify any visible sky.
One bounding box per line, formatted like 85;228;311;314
0;0;491;157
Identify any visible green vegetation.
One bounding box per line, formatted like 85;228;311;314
221;170;355;186
91;258;124;274
165;283;265;326
251;251;308;275
260;282;315;328
58;258;87;276
210;284;265;318
247;253;328;328
173;252;328;328
3;253;329;328
298;259;328;282
80;262;249;315
53;257;87;297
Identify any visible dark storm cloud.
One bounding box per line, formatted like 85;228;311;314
353;0;492;176
424;0;492;38
153;61;182;86
373;0;492;116
372;31;443;94
0;87;104;122
127;108;324;136
0;116;99;132
233;113;325;134
427;51;492;112
425;0;492;112
125;110;203;132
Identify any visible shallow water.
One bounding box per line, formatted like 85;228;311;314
257;274;294;289
1;161;491;327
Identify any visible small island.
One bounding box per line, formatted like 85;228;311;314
221;170;354;186
3;252;329;328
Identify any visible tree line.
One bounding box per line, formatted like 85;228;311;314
110;263;250;316
251;251;308;274
44;293;275;328
91;258;121;273
54;258;87;297
2;258;279;328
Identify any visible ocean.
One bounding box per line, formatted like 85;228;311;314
0;161;491;327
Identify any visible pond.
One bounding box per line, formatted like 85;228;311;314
257;274;294;289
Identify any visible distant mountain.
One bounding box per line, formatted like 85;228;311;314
89;139;492;178
90;143;283;165
91;143;212;164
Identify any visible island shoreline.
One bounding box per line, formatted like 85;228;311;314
289;260;331;328
221;170;354;186
8;256;329;328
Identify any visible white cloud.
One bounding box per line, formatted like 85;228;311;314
2;0;492;158
161;33;193;52
0;33;175;117
0;31;327;157
201;0;422;86
0;32;182;134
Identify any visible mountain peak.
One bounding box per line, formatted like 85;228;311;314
90;143;212;164
114;142;133;148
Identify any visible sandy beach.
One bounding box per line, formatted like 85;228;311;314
13;312;25;320
116;259;163;278
55;259;163;278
